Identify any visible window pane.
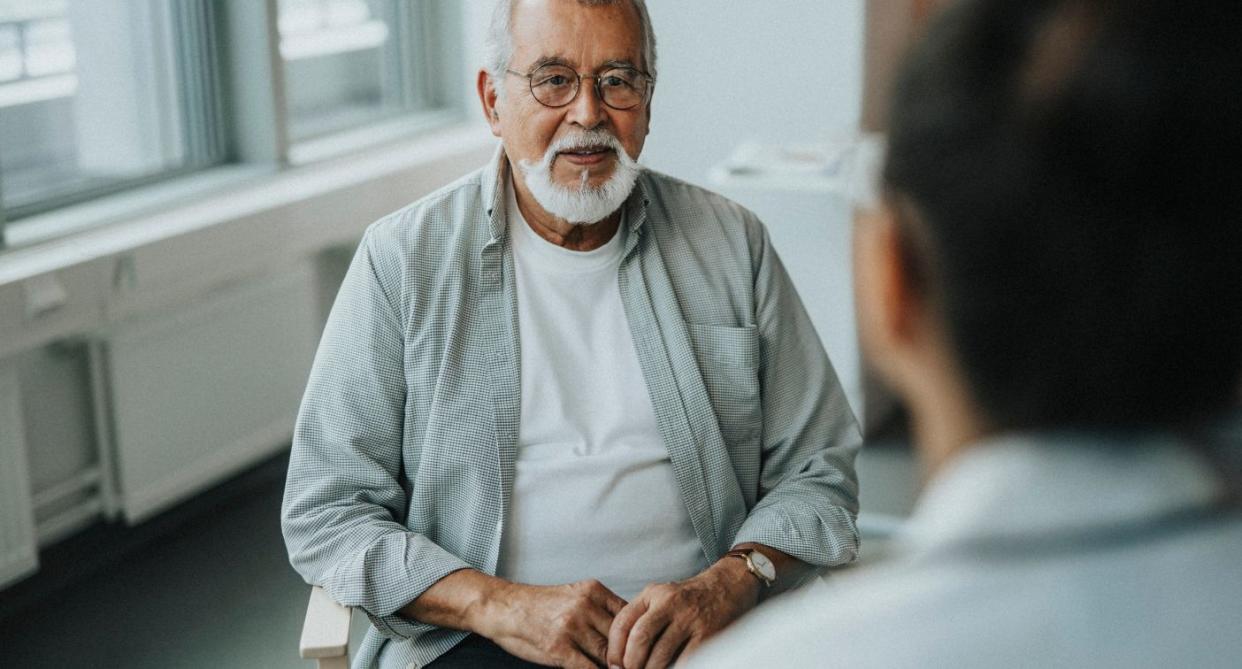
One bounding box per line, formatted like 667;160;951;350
0;0;222;217
278;0;429;141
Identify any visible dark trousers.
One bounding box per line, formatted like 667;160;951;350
427;635;551;668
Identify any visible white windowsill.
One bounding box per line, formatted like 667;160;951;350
0;73;76;108
4;164;277;249
0;121;496;288
288;109;463;166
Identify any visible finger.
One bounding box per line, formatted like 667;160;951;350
573;629;611;668
674;637;706;667
624;609;672;669
608;599;648;668
561;648;599;669
585;601;617;639
592;585;628;617
646;624;690;669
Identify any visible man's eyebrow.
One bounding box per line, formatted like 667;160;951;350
601;59;641;71
524;56;642;72
528;55;573;70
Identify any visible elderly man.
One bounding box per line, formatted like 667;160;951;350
689;0;1242;667
281;1;861;667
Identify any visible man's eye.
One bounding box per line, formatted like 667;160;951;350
602;76;627;88
541;75;570;87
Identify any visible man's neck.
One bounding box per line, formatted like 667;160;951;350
905;368;991;486
510;173;622;252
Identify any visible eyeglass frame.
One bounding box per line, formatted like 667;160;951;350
503;63;656;111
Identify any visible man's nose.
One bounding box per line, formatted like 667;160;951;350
566;78;607;129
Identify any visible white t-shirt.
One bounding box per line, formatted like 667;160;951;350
496;179;707;600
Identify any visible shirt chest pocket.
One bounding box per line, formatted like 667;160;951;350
683;322;762;447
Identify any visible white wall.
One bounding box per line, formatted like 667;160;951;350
641;1;864;181
642;1;866;415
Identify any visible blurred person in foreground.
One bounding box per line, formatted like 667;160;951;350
281;1;862;667
688;0;1242;666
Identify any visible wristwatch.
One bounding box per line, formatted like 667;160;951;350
725;548;776;588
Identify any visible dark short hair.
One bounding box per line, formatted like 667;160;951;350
882;0;1242;430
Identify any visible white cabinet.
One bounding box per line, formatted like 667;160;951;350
0;365;38;589
0;260;323;589
104;264;320;523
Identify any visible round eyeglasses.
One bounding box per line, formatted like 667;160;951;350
505;63;654;110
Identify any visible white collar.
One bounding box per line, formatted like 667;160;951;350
896;431;1229;559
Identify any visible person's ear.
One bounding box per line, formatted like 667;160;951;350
853;203;928;391
477;69;503;137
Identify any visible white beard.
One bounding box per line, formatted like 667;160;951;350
516;129;643;225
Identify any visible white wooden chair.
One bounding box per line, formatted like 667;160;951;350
300;586;354;668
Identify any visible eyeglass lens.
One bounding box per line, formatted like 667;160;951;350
529;64;646;109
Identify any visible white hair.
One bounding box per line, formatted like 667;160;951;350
517;128;643;225
485;0;658;98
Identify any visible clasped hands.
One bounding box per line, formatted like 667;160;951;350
476;556;761;669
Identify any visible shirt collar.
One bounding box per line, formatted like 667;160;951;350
895;430;1228;558
482;143;508;243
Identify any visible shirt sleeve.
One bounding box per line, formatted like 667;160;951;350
281;228;472;641
731;222;863;567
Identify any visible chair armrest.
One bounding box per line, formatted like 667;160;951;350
300;586;353;660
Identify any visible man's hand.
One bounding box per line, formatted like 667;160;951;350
606;558;760;669
402;570;627;668
475;579;628;669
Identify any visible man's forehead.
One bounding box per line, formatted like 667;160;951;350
508;0;645;69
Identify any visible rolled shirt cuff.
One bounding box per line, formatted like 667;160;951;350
732;500;859;568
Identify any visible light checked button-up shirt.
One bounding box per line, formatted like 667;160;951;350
281;146;862;669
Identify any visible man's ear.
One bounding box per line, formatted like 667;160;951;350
477;69;503;137
853;204;927;390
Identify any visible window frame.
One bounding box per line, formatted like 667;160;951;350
277;0;463;159
0;0;229;223
0;0;465;251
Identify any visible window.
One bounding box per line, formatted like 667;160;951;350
277;0;450;142
0;0;225;220
0;0;460;249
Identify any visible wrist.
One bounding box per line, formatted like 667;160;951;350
461;572;512;637
712;555;762;604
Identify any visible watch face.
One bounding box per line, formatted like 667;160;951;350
750;551;776;581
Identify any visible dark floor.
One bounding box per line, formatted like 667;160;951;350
0;455;368;669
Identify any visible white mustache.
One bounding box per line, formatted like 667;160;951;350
540;130;635;171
